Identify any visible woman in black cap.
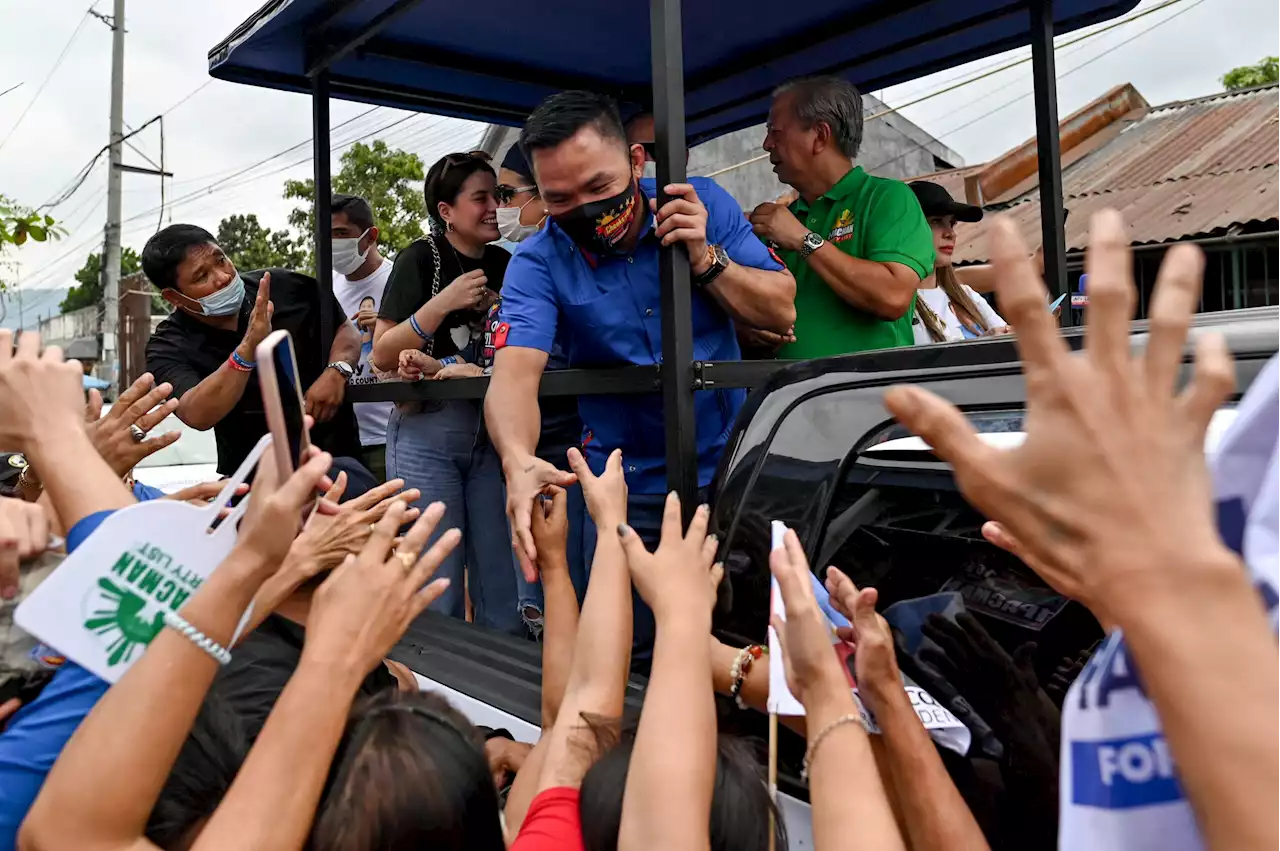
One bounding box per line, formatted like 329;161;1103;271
495;144;547;246
908;181;1009;344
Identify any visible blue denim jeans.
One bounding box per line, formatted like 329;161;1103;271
513;441;591;637
386;400;522;636
582;487;709;671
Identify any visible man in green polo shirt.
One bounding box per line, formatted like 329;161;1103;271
749;76;935;358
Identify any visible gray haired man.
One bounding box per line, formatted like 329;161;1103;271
748;75;935;358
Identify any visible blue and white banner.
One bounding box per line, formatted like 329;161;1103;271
1059;356;1279;850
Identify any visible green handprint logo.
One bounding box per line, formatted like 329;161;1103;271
84;577;166;667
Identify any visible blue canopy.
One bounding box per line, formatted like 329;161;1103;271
209;0;1138;145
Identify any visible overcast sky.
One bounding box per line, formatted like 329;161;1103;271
1;0;1275;319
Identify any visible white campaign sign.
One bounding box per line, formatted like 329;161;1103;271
14;437;268;684
1059;357;1280;851
766;521;973;755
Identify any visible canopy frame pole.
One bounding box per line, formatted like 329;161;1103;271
650;0;698;521
305;0;426;76
1030;0;1068;321
312;70;335;353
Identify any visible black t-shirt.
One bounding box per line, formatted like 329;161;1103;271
379;237;510;360
214;614;395;742
145;269;360;476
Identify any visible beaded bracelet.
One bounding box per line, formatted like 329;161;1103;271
730;644;764;709
801;713;863;782
228;350;256;372
163;610;232;666
408;313;433;342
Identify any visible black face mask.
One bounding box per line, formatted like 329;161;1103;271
552;179;639;256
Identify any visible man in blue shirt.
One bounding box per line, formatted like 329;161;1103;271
487;91;795;650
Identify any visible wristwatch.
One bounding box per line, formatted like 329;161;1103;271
327;361;355;382
692;244;730;289
800;231;826;257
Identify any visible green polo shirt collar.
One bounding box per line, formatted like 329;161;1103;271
792;165;867;215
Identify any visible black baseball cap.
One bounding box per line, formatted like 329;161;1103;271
500;144;533;182
909;181;984;223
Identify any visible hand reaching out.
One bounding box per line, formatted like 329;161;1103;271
84;373;181;478
301;500;458;682
529;485;569;575
616;492;721;625
769;529;851;707
567;447;627;529
883;213;1236;625
0;329;88;453
0;496;50;600
824;567;900;694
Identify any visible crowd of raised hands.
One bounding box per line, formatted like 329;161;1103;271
0;208;1275;851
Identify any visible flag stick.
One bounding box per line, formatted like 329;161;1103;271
768;711;779;851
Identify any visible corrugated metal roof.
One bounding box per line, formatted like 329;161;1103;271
914;85;1279;262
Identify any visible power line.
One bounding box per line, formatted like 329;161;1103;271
0;8;92;153
0;83;23;101
158;80;212;118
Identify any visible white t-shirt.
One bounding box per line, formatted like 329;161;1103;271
911;284;1006;344
333;258;394;447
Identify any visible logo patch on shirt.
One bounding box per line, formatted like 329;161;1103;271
493;321;510;350
829;209;855;243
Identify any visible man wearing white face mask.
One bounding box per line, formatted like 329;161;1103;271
143;223;361;476
330;194;394;481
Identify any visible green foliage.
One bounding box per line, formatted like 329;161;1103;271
0;194;64;290
283;140;426;270
216;213;308;273
1222;57;1279;91
60;247;141;314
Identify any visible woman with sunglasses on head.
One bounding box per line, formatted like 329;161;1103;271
372;152;522;635
908;181;1010;344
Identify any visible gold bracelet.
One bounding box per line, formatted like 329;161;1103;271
801;713;863;782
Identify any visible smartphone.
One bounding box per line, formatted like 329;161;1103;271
256;330;310;474
1048;293;1067;313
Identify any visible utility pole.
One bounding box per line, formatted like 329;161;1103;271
99;0;126;393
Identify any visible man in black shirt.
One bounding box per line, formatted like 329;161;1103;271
143;224;361;476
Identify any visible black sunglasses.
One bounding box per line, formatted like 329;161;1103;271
494;183;537;205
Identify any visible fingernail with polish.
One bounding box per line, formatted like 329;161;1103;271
616;523;630;538
2;586;16;601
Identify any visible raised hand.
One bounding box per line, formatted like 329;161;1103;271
650;183;709;269
824;567;899;692
530;485;569;575
234;444;334;573
237;272;274;361
435;268;490;313
0;329;87;453
882;212;1235;624
567;447;627;529
0;496;50;600
616;492;720;624
769;529;850;706
84;373;182;477
301;500;457;679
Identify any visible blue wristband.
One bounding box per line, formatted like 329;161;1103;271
439;356;458;367
229;350;256;372
408;313;433;342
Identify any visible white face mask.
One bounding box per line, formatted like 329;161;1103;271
332;229;371;276
195;273;246;317
496;202;544;244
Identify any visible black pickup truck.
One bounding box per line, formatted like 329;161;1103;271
391;306;1278;851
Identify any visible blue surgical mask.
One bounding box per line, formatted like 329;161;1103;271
196;273;246;317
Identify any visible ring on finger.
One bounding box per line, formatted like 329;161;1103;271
395;551;416;573
129;424;146;443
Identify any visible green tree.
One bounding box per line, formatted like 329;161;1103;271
283;140;426;270
216;213;308;272
60;247;141;314
1222;57;1279;90
0;194;63;290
